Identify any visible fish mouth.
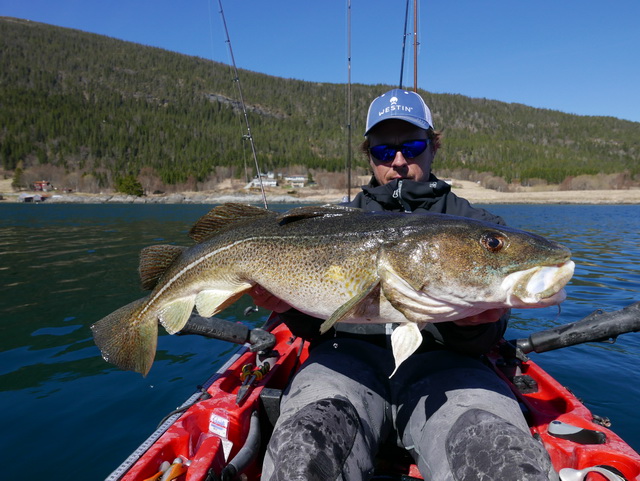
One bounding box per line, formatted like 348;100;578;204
502;260;575;307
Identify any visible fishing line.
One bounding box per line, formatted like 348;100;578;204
554;304;562;322
206;1;252;187
156;386;211;429
207;0;216;61
345;0;352;202
216;0;268;208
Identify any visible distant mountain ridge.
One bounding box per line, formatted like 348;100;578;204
1;16;638;192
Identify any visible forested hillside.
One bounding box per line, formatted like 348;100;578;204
1;17;638;193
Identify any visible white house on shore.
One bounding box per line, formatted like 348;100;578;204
246;172;278;189
284;175;306;188
246;172;309;190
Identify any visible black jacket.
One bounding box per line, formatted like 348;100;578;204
348;175;505;224
280;174;508;355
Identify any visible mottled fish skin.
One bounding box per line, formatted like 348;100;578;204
91;203;574;376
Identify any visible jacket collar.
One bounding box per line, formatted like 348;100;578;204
361;175;452;212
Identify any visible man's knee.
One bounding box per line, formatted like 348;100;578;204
446;409;557;481
265;397;360;481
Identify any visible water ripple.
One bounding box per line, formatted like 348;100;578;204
1;203;639;479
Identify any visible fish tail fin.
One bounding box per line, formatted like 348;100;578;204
91;297;158;376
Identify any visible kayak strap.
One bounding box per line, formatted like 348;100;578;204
260;388;283;427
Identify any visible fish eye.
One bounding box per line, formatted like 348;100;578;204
481;232;506;252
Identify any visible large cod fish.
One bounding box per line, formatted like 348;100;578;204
92;203;574;376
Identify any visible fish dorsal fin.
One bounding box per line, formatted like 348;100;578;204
189;203;275;243
139;245;188;290
277;204;361;225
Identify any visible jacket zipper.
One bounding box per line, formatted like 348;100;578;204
392;180;412;212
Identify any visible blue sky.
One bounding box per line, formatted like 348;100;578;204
2;0;639;123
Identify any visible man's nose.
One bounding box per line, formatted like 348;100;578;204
390;151;409;167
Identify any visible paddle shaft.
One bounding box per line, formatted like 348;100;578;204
179;303;640;356
517;302;640;354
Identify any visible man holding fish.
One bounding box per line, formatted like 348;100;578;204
92;89;573;480
253;89;561;480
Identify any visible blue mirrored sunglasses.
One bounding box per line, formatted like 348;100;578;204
369;139;430;162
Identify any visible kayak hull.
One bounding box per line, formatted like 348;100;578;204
108;319;640;481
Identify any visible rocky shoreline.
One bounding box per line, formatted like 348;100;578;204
44;192;309;204
3;181;640;205
1;191;344;205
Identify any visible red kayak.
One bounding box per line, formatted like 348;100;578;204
106;310;640;481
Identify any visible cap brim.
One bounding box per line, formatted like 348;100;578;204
364;116;432;136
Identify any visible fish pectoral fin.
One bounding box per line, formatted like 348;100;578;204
159;298;196;334
91;296;158;376
138;245;188;290
319;280;380;334
195;285;252;318
389;323;423;378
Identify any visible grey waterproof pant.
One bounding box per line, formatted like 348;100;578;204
262;338;558;481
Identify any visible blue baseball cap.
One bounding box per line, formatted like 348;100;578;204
364;89;434;135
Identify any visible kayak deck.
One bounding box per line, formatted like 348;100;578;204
108;321;640;481
488;343;640;479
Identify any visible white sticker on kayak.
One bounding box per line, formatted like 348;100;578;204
209;413;229;438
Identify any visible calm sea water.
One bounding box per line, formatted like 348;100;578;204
1;203;639;480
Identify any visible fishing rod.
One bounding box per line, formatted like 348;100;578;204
413;0;419;92
399;0;410;89
399;0;420;92
217;0;268;209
